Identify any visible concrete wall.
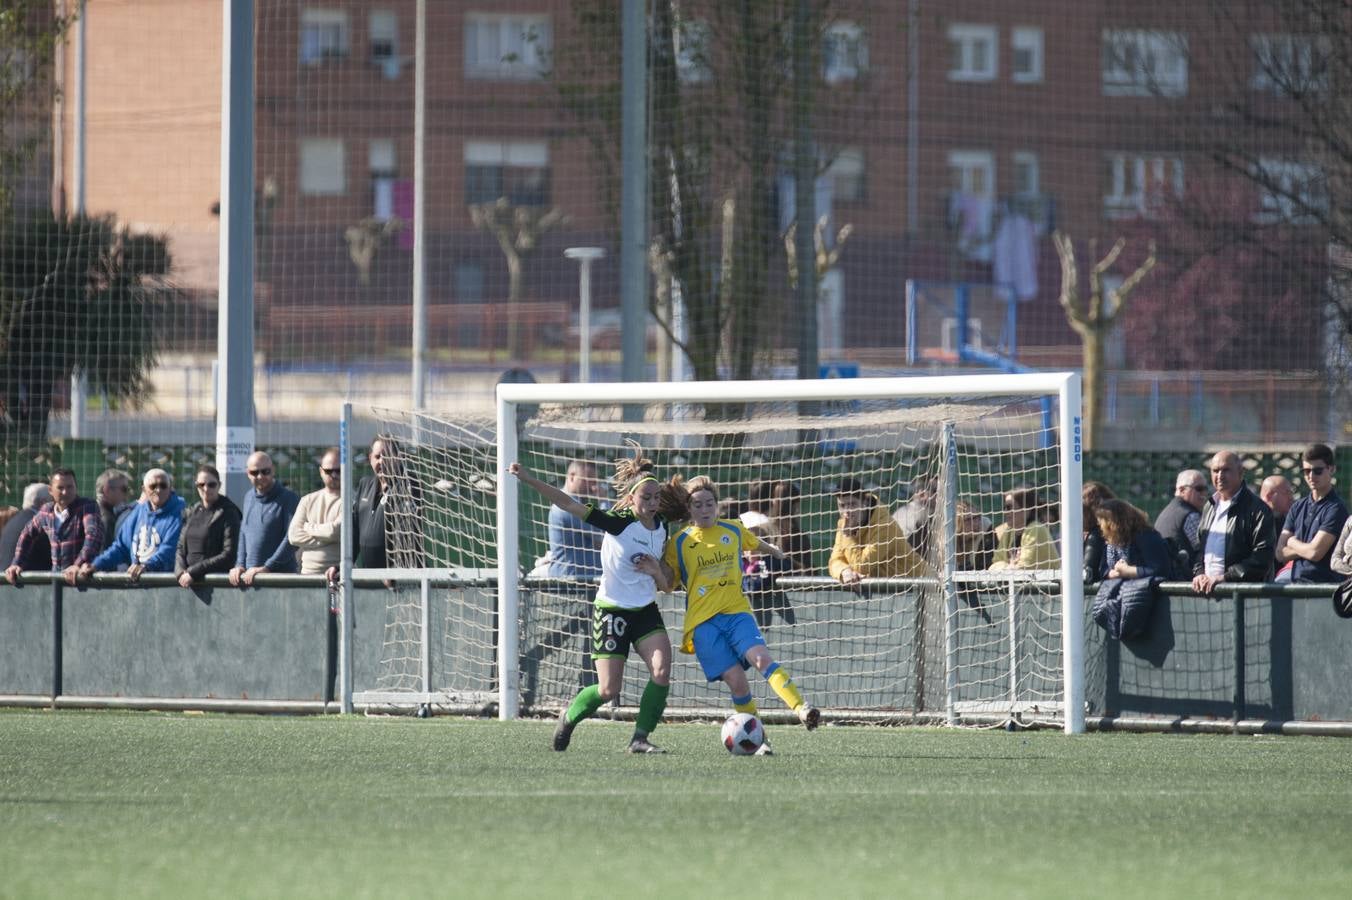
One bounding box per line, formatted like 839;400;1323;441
2;580;1349;723
1089;588;1352;722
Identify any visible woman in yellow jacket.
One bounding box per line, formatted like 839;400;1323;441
989;486;1061;571
828;477;929;585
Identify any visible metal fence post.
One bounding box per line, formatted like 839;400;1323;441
52;580;63;705
1232;587;1246;726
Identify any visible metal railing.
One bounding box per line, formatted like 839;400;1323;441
2;570;1349;733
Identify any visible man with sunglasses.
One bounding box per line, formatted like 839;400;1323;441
1274;444;1347;584
85;468;186;581
1154;469;1208;579
230;451;300;587
288;447;343;583
1192;451;1275;596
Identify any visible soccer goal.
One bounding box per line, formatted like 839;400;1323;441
353;373;1084;733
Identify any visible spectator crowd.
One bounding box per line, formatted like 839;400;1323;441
4;442;1347;618
2;438;415;588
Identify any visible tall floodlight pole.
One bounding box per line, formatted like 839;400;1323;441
216;0;256;502
411;0;427;409
619;0;648;384
792;0;818;388
565;247;605;383
906;0;920;236
69;0;87;437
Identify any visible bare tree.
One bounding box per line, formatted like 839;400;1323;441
551;1;872;388
0;1;74;221
469;198;566;359
783;214;853;291
1055;232;1156;451
344;217;403;287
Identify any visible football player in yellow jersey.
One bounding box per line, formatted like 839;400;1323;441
663;476;820;752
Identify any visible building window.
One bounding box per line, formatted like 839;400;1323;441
674;17;711;85
949;150;994;197
823;21;867;84
369;10;400;78
948;24;997;82
464;140;550;207
369;139;397;220
300;9;350;65
826;147;865;203
1103;153;1183;219
1012;151;1040;196
1254;159;1326;224
1102;29;1187;97
455;261;486;302
464;13;551;81
300;138;346;196
949;150;995;261
1250;34;1328;96
1011;27;1043;84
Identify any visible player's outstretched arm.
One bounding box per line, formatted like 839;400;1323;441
756;538;787;561
508;462;589;519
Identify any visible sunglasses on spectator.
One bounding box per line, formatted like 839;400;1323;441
1303;466;1328;476
196;481;219;489
147;482;169;491
248;468;273;477
1179;484;1206;492
321;467;340;475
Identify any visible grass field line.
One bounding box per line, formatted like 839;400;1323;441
300;783;1352;801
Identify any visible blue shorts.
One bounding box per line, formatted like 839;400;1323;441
692;612;767;681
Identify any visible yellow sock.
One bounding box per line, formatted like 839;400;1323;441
732;692;758;715
766;664;804;711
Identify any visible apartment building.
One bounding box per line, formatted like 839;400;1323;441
36;1;1323;368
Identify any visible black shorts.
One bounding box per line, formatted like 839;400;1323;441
591;603;666;659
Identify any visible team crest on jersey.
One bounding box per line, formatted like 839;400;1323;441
698;586;708;596
720;535;731;544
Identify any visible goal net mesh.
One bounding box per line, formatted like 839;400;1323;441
365;384;1077;728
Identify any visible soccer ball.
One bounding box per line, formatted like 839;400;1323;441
721;712;765;755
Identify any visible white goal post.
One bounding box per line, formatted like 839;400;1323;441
496;373;1085;734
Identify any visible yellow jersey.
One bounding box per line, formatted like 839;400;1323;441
663;518;761;654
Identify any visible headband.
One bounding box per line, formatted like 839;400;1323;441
629;475;659;494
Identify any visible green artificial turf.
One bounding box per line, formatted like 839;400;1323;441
1;710;1349;898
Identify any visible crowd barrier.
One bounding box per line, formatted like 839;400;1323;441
1;572;1349;731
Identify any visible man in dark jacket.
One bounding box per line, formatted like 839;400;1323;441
94;468;133;552
1155;468;1207;579
1192;450;1275;595
352;437;422;569
0;483;52;572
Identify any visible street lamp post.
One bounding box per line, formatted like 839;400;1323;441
564;247;605;383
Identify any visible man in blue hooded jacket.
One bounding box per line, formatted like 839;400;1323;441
84;468;186;581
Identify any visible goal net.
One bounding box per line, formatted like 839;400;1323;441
359;373;1084;732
